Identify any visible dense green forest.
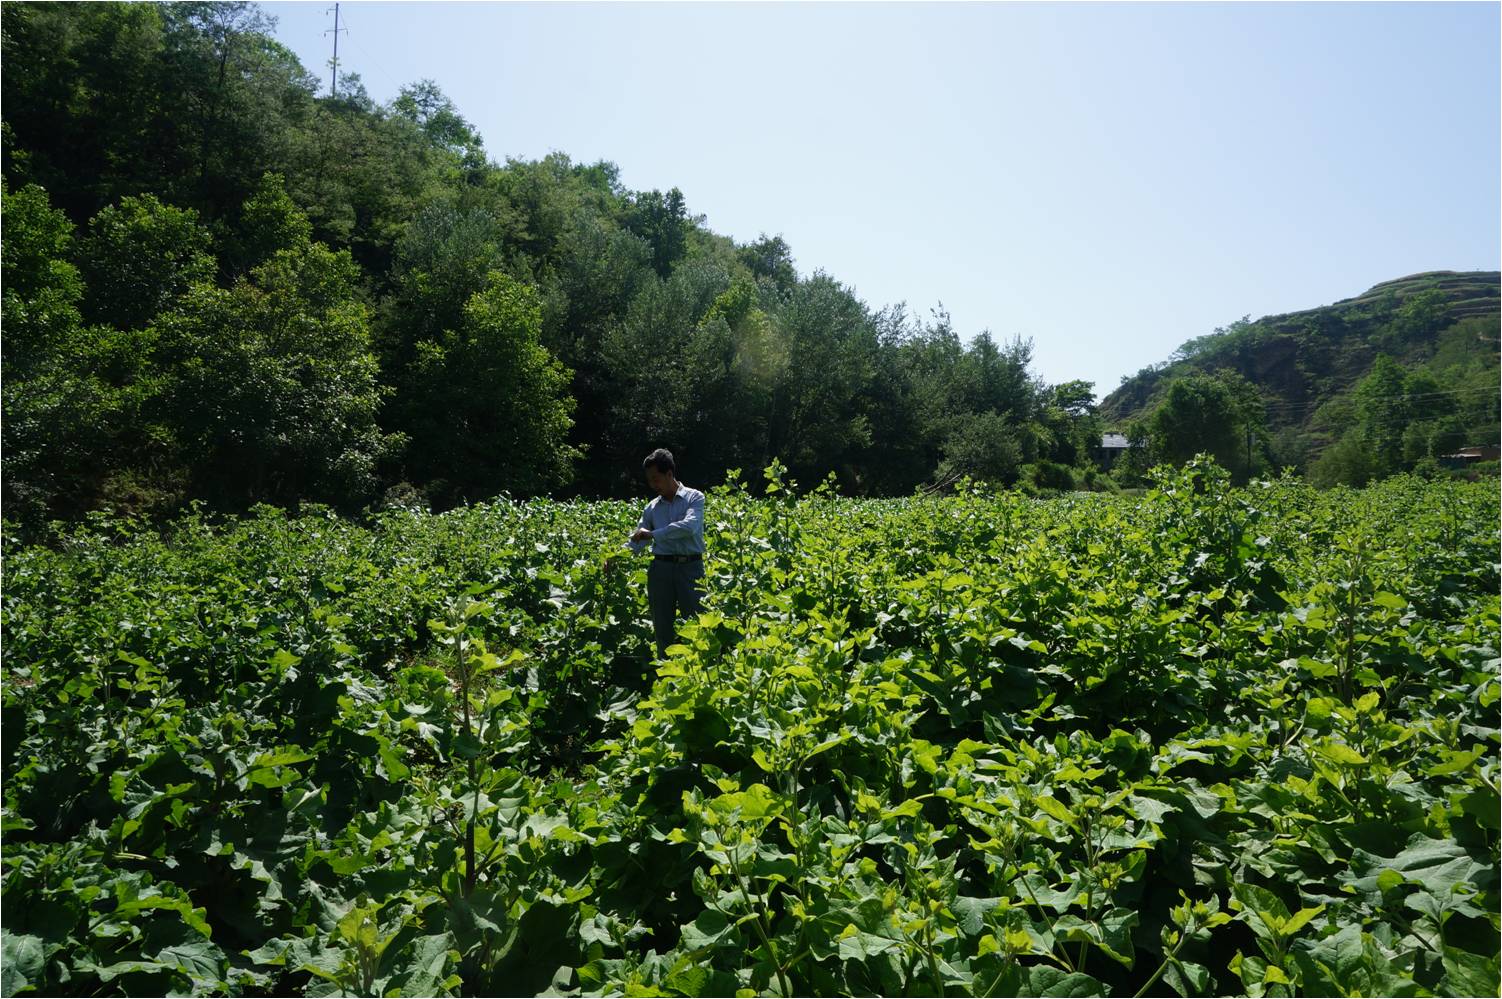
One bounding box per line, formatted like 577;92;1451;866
1;0;1109;526
1102;271;1500;486
3;2;1496;528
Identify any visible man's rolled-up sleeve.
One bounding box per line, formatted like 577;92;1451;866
653;493;702;542
627;504;652;553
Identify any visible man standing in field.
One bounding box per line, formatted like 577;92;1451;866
615;448;706;659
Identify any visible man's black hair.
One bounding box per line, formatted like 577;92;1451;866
643;448;675;475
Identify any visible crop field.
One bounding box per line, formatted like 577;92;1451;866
2;460;1498;997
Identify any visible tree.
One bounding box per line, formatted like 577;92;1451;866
542;208;651;363
858;304;930;494
597;261;732;482
16;1;1409;513
677;281;786;483
1;183;125;520
766;273;881;485
1170;315;1254;364
1352;354;1410;477
899;305;965;439
2;2;176;219
1391;288;1447;343
956;332;1037;423
396;272;579;504
2;0;327;229
534;209;652;493
149;235;395;508
1310;429;1375;488
625;188;692;279
1051;379;1097;418
1143;370;1264;478
159;1;323;218
221;171;314;277
78;193;215;330
1039;380;1102;468
935;411;1023;487
165;3;273;183
382;203;507;363
391;80;483;160
284;84;453;278
738;233;797;295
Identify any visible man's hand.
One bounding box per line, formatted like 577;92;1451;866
630;527;653;543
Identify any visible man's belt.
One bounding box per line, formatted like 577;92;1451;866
654;553;703;563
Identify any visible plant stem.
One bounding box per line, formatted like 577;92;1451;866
456;620;477;896
981;954;1017;998
1019;876;1075;973
729;849;792;997
1132;930;1189;999
924;914;944;996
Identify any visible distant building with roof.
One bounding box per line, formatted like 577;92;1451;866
1439;444;1501;470
1095;432;1139;469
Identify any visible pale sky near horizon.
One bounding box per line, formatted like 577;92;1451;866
266;1;1500;394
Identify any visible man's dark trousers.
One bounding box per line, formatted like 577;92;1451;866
648;558;704;658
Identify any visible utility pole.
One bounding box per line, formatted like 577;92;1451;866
325;3;346;98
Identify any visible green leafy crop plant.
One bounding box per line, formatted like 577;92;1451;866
2;461;1497;996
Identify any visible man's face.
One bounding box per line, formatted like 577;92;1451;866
645;466;674;498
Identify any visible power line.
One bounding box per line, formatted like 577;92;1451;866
1258;385;1502;408
1118;385;1499;423
335;10;410;100
1254;386;1500;423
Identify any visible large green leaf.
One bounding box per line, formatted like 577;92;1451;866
1441;945;1500;997
679;909;738;953
1024;966;1105;997
0;932;45;996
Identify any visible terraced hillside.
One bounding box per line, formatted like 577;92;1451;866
1102;271;1500;461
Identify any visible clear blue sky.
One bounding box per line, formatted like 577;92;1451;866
266;1;1500;394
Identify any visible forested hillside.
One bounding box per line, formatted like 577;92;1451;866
1;1;1107;526
4;3;1494;525
1102;271;1500;485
